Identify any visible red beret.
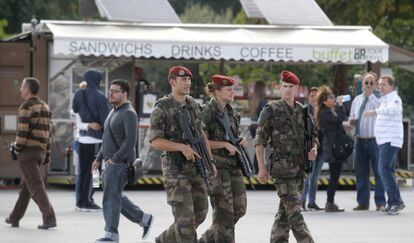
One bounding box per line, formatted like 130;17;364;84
280;71;300;85
211;75;235;86
169;66;193;79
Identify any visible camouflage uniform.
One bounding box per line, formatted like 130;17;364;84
255;99;317;243
149;94;209;243
199;98;247;243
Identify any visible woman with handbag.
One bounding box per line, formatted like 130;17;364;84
315;85;350;212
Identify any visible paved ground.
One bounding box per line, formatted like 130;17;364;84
1;186;414;243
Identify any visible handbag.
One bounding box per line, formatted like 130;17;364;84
107;113;141;185
330;130;354;160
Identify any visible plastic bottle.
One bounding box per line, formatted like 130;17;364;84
92;169;100;188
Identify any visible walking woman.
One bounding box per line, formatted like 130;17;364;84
315;85;346;212
301;87;325;211
199;75;247;243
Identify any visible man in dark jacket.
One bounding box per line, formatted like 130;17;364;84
72;68;109;211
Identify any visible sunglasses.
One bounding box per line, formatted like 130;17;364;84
364;81;375;86
327;94;335;99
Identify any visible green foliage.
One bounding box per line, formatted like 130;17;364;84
0;19;8;39
170;0;241;16
317;0;414;118
233;9;267;25
180;3;233;24
0;0;79;35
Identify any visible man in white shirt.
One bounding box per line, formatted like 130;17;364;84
349;73;385;211
365;75;405;215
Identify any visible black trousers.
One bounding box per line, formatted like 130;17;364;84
76;143;99;207
327;163;343;203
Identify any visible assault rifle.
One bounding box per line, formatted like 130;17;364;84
179;107;213;194
303;104;314;174
216;112;256;190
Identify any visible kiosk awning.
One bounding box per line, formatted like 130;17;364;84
44;20;389;64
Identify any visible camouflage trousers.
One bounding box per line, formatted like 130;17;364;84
156;173;208;243
271;178;314;243
199;167;247;243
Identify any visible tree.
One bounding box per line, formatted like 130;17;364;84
317;0;414;118
0;19;8;39
180;3;233;24
0;0;79;35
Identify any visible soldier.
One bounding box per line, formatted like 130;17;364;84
199;75;247;243
149;66;217;243
255;71;318;243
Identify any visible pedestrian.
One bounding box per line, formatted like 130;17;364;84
365;75;405;215
248;80;267;172
72;68;109;212
199;75;247;243
349;72;385;211
6;77;56;229
92;79;153;243
301;87;325;211
314;86;347;212
255;71;318;243
149;65;217;243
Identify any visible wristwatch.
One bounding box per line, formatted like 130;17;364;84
210;159;216;165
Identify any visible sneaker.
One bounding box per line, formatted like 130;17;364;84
81;203;102;212
353;204;369;211
142;215;154;240
325;202;345;212
75;205;84;212
387;203;406;215
307;203;324;211
398;203;406;210
380;205;391;214
95;237;118;243
376;205;386;212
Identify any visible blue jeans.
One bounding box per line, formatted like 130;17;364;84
378;143;404;207
301;153;324;204
102;162;151;241
355;139;385;207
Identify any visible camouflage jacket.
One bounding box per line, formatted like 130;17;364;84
254;99;318;180
149;94;204;175
202;98;241;168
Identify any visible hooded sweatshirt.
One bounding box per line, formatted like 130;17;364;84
72;68;110;140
